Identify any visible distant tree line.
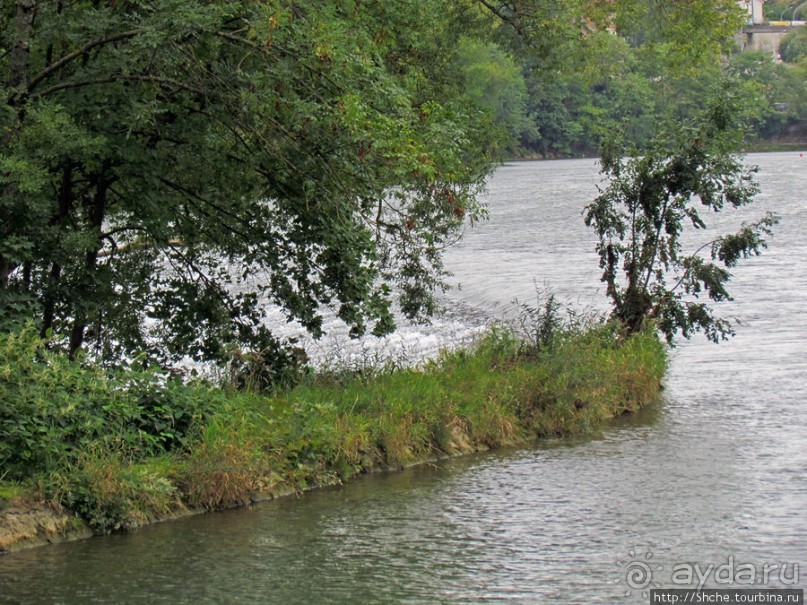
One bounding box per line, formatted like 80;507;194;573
460;1;807;157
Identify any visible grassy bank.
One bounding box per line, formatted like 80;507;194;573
0;321;666;551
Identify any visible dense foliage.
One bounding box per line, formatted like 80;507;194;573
0;324;222;481
780;25;807;63
1;0;800;368
0;0;499;363
476;1;805;157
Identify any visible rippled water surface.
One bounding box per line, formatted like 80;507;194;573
1;153;805;604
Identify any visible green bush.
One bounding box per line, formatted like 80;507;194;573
0;325;220;481
780;27;807;64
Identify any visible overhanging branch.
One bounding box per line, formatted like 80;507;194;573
26;29;143;93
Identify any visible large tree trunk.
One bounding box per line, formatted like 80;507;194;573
69;172;110;357
10;1;36;92
40;166;73;338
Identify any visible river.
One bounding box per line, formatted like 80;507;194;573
1;153;805;604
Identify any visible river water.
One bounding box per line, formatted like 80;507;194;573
1;153;805;604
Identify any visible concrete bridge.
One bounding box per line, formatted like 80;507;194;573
738;22;804;58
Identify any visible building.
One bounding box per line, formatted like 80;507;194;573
739;0;765;24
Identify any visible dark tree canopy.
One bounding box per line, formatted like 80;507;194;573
0;0;499;362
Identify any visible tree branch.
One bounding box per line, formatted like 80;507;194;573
666;236;722;295
476;0;517;29
158;178;256;241
26;28;142;93
30;74;205;100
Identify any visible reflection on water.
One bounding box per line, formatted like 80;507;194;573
1;153;805;604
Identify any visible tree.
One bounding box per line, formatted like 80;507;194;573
475;0;750;157
727;50;806;140
779;25;807;63
0;0;499;363
476;0;746;68
455;38;537;152
584;86;778;343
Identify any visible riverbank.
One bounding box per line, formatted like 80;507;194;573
505;134;807;162
0;323;666;553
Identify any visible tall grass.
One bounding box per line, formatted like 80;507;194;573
0;317;666;537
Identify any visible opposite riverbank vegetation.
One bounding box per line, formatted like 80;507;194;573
0;306;666;553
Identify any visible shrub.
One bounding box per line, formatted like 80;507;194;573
780;27;807;63
0;325;219;481
514;289;604;355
